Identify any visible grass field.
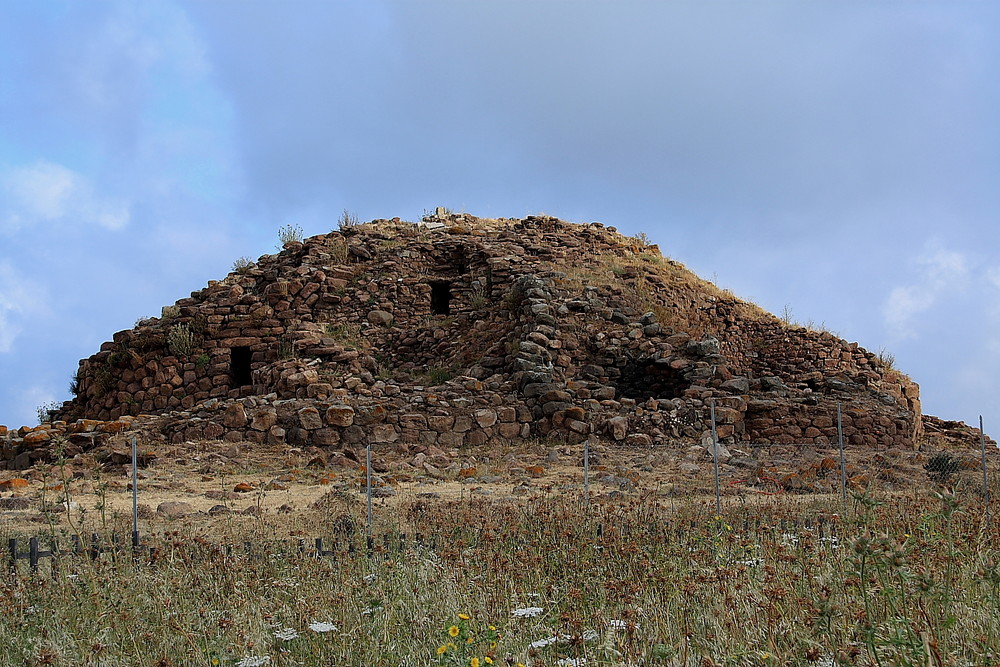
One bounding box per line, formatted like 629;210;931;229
1;484;997;667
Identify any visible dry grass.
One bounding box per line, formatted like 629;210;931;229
1;481;996;666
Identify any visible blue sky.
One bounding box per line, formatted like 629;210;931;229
1;1;999;431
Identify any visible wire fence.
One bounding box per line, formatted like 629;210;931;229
4;404;996;575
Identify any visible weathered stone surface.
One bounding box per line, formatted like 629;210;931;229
606;416;628;441
325;405;355;427
157;501;195;518
298;407;323;430
223;404;248;428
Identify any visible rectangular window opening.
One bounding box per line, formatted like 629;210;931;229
430;281;451;315
231;347;253;387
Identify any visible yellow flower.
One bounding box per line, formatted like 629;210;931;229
437;645;448;655
458;613;471;620
484;658;494;665
448;625;460;637
471;659;480;667
467;636;474;644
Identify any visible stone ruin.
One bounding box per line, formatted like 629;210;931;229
1;213;923;469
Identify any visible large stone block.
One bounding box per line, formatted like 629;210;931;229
325;405;355;427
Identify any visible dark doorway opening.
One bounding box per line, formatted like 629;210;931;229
430;281;451;315
231;347;253;387
616;358;689;401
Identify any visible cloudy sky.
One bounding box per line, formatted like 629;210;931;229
1;1;998;431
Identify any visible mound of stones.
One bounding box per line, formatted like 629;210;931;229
1;212;940;470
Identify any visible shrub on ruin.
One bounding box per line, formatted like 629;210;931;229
876;347;896;370
337;209;359;230
232;256;254;274
426;366;456;386
469;284;489;310
278;223;304;247
167;323;195;357
36;400;60;425
330;236;349;263
160;305;181;320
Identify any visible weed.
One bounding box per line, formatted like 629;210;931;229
35;400;60;425
876;347;896;370
232;256;255;274
337;209;359;230
167;323;195;357
278;223;304;247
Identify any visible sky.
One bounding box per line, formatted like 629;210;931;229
1;1;999;432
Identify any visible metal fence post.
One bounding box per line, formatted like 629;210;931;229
132;435;140;549
981;416;990;514
366;443;373;547
710;399;721;516
838;403;847;505
584;436;590;512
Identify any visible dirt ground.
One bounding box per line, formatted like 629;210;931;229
0;436;991;540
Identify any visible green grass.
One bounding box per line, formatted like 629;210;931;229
1;491;997;666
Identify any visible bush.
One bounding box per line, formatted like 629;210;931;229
278;224;304;246
36;400;60;425
232;256;254;274
925;453;960;484
167;323;195;357
337;209;359;230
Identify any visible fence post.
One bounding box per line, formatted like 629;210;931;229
837;403;847;505
981;416;990;514
584;435;591;513
132;435;140;549
29;537;39;571
366;443;373;546
710;399;721;516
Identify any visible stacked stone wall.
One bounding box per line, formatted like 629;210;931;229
40;213;923;459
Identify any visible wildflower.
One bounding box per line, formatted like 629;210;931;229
273;628;298;641
449;625;460;637
529;635;566;649
484;658;493;665
512;606;544;618
308;621;338;633
235;657;271;667
471;659;480;667
437;645;448;656
557;659;586;666
458;613;471;620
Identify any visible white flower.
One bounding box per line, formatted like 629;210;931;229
557;659;586;667
512;606;544;618
529;636;560;649
308;621;338;633
273;628;298;641
608;619;640;631
235;657;271;667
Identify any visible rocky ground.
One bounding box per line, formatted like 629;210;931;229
1;432;994;539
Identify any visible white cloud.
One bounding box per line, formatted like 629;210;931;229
1;160;130;231
883;242;969;339
0;262;46;353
